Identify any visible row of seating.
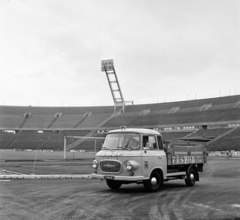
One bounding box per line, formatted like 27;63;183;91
1;126;239;151
119;109;238;128
0;95;239;151
1;95;239;115
0;130;92;150
0;130;103;151
161;131;192;142
50;114;86;128
207;127;240;151
0;113;113;129
187;128;232;139
1;107;239;130
0;105;115;115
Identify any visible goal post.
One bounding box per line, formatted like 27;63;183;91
63;136;106;159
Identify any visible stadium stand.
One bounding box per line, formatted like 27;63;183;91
40;133;65;150
123;94;240;112
177;106;202;113
209;103;235;111
0;94;240;151
102;112;141;128
22;114;55;129
76;113;113;128
184;108;240;124
207;127;240;151
161;131;192;142
9;133;54;150
0;132;15;149
127;112;194;127
0;114;24;129
186;128;232;139
50;114;86;129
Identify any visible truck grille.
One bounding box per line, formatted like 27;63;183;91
100;160;121;173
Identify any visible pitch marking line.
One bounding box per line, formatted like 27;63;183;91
0;174;92;180
231;204;240;208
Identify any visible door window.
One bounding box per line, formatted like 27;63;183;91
143;135;158;150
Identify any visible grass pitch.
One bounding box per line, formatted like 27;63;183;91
0;156;240;220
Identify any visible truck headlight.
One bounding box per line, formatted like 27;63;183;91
126;161;134;171
126;160;140;172
92;159;98;169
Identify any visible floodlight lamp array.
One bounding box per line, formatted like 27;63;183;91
101;59;114;71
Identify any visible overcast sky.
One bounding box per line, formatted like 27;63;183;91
0;0;239;107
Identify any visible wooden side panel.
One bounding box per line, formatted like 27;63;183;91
167;145;206;166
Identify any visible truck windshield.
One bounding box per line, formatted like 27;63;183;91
103;133;140;151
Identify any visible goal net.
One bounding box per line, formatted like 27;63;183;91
63;136;105;159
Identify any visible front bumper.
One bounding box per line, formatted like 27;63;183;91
91;173;146;181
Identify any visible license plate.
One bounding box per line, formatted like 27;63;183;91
104;176;115;180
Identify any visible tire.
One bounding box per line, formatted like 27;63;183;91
185;168;197;187
106;180;122;190
143;171;162;192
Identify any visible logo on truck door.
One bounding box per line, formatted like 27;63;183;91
97;152;126;159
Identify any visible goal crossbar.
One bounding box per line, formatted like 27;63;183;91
65;136;106;139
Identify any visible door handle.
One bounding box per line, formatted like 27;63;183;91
157;156;161;159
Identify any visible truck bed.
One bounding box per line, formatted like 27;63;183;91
166;141;207;166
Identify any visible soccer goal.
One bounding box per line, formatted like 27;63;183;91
63;136;106;159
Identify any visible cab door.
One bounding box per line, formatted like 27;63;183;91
141;135;165;177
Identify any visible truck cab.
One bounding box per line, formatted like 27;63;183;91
91;128;207;192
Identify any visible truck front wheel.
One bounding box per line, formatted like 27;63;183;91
106;180;122;190
143;171;162;192
185;168;197;186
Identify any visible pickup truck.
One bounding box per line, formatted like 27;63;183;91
91;128;207;192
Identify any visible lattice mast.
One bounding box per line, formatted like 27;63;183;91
101;59;126;113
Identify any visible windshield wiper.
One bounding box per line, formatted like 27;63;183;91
101;147;112;151
116;144;131;151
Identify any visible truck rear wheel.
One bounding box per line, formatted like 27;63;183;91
185;168;196;186
106;180;122;190
143;171;162;192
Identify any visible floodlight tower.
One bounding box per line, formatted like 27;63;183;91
101;59;128;113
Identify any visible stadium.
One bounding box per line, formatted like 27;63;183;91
1;75;240;219
1;1;240;219
1;60;240;220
